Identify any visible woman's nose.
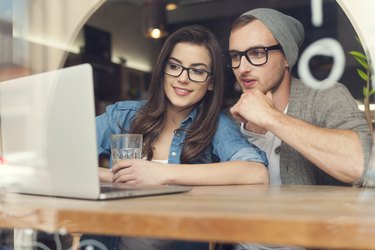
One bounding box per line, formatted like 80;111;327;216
177;69;190;82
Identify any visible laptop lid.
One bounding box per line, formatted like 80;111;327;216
0;64;191;199
0;64;101;199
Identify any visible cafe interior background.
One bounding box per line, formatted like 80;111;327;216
0;0;374;114
0;0;375;248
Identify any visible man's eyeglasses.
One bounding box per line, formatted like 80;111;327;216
164;62;212;83
227;44;283;68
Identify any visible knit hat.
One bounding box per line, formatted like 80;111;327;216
241;8;305;69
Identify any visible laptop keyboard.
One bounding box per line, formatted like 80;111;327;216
100;185;134;193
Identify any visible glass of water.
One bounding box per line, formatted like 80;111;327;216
110;134;143;164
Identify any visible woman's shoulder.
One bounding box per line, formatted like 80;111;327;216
99;100;147;132
217;109;241;128
106;100;146;113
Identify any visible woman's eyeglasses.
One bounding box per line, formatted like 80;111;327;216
164;62;212;83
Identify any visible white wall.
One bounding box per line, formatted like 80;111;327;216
337;0;375;82
13;0;106;73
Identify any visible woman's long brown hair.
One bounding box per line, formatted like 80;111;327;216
129;25;225;163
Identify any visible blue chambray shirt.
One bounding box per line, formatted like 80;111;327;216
96;100;268;167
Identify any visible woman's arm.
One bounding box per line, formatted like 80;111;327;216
111;159;269;186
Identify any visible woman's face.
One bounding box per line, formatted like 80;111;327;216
163;42;213;112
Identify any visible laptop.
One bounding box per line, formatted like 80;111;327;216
0;63;192;200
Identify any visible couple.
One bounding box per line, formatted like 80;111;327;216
90;7;372;250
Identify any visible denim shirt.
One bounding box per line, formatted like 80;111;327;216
96;100;268;166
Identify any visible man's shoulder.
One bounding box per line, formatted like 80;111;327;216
290;78;355;107
292;77;350;95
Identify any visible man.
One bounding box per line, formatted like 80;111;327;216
228;8;373;186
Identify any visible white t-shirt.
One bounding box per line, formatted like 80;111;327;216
235;106;306;250
241;124;282;185
240;105;288;185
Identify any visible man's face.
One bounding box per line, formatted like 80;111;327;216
229;19;288;93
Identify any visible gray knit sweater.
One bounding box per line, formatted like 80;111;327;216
279;77;373;185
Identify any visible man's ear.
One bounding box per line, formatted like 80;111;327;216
208;83;214;91
285;58;289;68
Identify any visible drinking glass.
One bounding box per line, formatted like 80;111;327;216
110;134;143;164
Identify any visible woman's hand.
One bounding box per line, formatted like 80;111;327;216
111;159;170;185
99;167;113;182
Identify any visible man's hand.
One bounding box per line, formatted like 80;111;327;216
230;89;276;132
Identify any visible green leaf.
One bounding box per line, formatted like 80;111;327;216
357;69;368;81
350;40;373;102
349;51;367;59
349;51;368;69
363;86;369;97
355;58;368;70
369;88;375;96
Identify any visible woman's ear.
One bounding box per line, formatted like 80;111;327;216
208;83;214;91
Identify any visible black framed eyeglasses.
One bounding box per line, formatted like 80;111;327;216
164;62;212;83
227;44;283;68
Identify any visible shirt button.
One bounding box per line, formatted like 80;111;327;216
171;152;177;157
174;130;180;136
275;146;281;155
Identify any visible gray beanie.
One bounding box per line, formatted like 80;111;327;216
241;8;305;69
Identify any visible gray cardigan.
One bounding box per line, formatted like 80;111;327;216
280;78;373;185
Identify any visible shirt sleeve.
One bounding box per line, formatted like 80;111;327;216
313;84;373;185
211;113;268;167
240;122;266;141
95;101;143;157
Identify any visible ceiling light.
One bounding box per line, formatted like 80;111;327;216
150;28;161;39
166;3;178;11
143;0;168;39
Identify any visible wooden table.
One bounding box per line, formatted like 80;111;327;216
1;185;375;249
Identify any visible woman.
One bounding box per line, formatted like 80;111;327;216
84;25;268;250
96;25;268;187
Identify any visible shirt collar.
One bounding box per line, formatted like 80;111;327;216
180;105;199;125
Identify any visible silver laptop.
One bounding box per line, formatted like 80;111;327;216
0;64;191;200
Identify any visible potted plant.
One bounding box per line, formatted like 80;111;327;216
349;38;374;132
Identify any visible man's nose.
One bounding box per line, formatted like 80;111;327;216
238;55;253;73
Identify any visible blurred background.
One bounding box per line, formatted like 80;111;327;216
0;0;375;248
0;0;372;115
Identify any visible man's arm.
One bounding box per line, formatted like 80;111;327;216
231;88;365;184
265;111;364;183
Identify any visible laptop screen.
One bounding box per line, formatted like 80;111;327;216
0;64;101;199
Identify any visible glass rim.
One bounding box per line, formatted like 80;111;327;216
111;133;143;138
